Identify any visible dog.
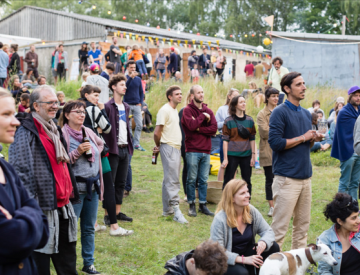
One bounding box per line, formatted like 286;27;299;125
259;240;337;275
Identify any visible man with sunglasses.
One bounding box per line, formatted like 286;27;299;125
9;85;80;275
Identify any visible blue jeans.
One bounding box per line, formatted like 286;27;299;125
157;69;165;81
72;192;99;267
311;139;333;152
339;154;360;201
125;154;132;192
136;59;147;75
200;68;208;77
186;152;210;204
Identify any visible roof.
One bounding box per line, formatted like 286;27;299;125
270;31;360;42
0;5;267;52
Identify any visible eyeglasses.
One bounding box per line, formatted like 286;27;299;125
70;110;86;115
37;101;60;107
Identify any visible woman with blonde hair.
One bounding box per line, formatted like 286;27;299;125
210;179;279;275
215;88;240;181
128;44;147;77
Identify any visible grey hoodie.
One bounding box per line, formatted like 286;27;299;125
210;205;275;265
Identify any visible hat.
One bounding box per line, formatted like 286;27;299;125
336;97;345;104
89;63;100;73
348;86;360;95
170;46;175;51
82;41;88;45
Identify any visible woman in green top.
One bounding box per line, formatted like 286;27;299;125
222;95;256;194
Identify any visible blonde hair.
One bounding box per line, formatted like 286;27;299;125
225;88;240;105
0;88;12;99
132;44;139;50
82;72;90;79
3;44;9;52
216;179;252;228
249;81;257;89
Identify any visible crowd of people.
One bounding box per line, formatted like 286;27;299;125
1;36;360;275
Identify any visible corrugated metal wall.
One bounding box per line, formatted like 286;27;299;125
0;8;105;41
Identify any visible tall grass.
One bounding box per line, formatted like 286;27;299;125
55;79;83;100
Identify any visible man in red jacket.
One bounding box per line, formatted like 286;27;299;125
181;85;217;217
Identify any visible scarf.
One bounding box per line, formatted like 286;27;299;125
64;124;95;163
32;112;70;164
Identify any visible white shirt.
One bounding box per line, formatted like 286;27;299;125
86;75;110;103
116;103;128;145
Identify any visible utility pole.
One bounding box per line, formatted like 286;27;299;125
342;15;346;35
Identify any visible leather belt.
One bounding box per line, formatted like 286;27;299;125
118;144;128;148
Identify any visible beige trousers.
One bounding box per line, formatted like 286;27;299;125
271;175;312;250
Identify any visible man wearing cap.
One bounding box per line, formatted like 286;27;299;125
331;86;360;201
166;47;178;77
198;47;210;77
86;63;111;103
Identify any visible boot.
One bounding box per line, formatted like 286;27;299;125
188;203;197;217
199;203;214;216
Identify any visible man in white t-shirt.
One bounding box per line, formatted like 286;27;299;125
268;56;289;105
103;73;134;233
153;85;188;224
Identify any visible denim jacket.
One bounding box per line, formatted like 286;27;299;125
318;225;360;274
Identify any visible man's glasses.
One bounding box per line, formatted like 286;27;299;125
70;110;86;115
37;101;60;107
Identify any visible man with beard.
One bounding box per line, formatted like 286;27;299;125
268;57;289;105
332;86;360;201
181;85;217;217
268;72;324;250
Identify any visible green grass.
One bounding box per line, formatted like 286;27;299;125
0;78;346;274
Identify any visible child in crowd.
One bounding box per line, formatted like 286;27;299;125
18;93;30;113
191;64;200;83
81;72;90;87
100;62;115;81
56;91;66;120
128;44;147;77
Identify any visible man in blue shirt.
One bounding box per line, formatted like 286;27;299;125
331;86;360;200
268;71;323;250
88;42;103;66
0;42;9;87
123;60;145;151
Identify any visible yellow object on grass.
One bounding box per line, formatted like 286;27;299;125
210;154;221;176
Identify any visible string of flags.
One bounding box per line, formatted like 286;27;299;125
113;31;272;59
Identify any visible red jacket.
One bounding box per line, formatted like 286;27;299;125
181;101;217;154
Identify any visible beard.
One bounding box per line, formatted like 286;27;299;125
194;97;203;104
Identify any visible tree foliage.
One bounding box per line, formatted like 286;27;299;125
3;0;360;45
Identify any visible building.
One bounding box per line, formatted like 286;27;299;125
271;31;360;89
0;6;271;82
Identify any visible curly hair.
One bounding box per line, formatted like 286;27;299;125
108;73;127;92
193;240;228;275
324;193;359;228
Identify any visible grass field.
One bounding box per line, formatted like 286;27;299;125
1;78;346;274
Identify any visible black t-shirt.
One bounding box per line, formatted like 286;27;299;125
0;172;15;210
340;245;360;275
232;224;253;255
110;45;121;63
78;49;88;65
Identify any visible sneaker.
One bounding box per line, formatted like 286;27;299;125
103;215;110;226
134;145;146;151
82;264;100;274
268;207;274;217
117;212;133;222
123;190;130;197
109;226;134;236
162;210;174;217
173;206;188;224
95;224;106;232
